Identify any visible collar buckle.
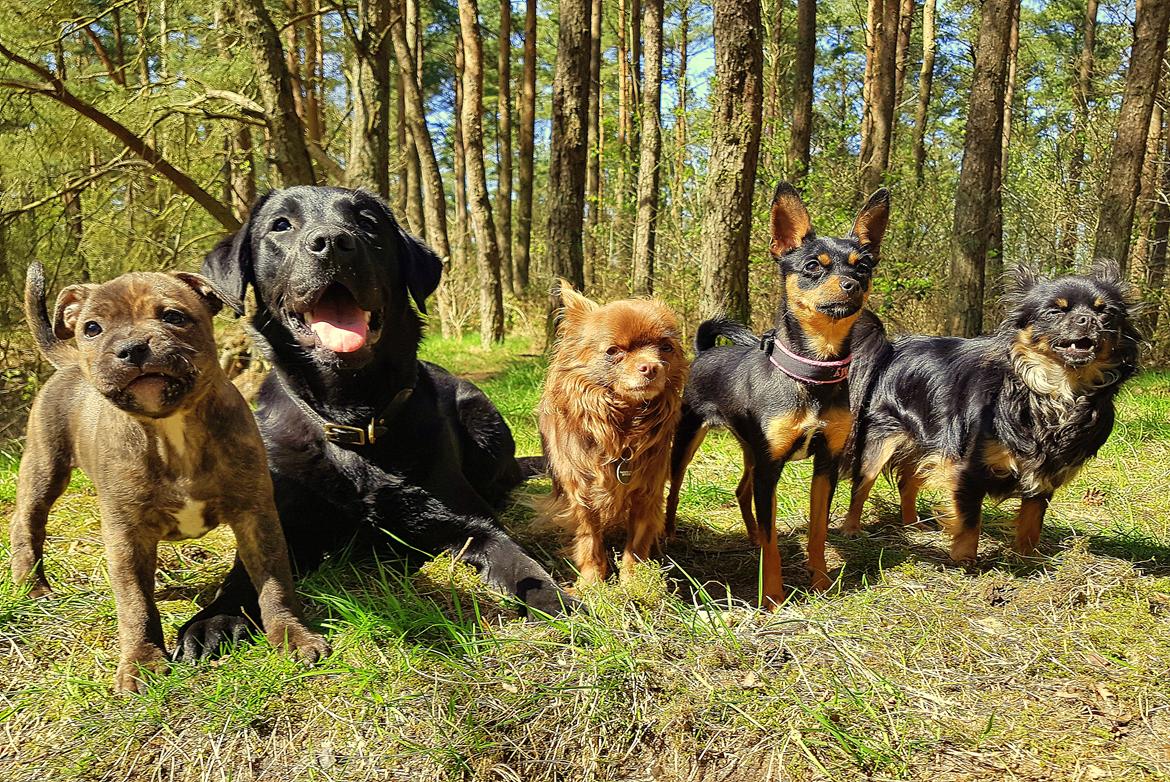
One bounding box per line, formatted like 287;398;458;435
322;422;370;446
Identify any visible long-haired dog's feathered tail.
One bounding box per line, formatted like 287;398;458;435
695;318;758;353
25;262;74;369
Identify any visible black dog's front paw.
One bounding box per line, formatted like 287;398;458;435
515;576;579;618
174;612;255;663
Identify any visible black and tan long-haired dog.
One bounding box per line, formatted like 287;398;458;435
842;262;1142;561
664;183;890;606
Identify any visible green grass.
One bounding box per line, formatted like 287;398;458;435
2;334;1170;780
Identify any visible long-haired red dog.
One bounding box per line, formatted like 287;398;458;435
538;281;688;583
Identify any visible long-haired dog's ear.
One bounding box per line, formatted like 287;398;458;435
202;192;273;315
554;279;598;335
1009;263;1041;295
396;226;443;314
850;188;891;258
1088;258;1123;286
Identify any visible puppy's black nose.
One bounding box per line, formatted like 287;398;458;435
839;277;860;294
305;229;357;258
115;340;150;366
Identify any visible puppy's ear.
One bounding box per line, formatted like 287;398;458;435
850;188;891;257
201;192;272;314
53;284;96;340
556;279;598;334
172;271;233;317
397;227;443;314
770;182;813;257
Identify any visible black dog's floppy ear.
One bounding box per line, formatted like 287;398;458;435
770;182;813;257
850;188;891;256
201;191;274;315
172;271;234;317
397;226;443;314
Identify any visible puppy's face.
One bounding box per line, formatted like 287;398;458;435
554;285;686;403
203;186;443;369
1007;264;1140;380
770;184;889;324
53;273;225;417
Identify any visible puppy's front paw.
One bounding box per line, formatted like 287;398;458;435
175;613;254;662
267;623;331;664
116;645;168;693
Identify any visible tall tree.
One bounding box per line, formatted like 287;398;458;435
986;0;1021;303
893;0;915;114
545;0;592;334
946;0;1015;337
584;0;603;282
789;0;815;182
459;0;505;345
1131;99;1165;278
389;0;456;333
234;0;316;186
1092;0;1170;274
762;0;786;174
632;0;663;296
402;0;425;235
497;0;515;296
1143;109;1170;334
1062;0;1099;263
346;0;392;197
859;0;900;198
454;33;470;275
912;0;936;184
699;0;764;322
515;0;537;293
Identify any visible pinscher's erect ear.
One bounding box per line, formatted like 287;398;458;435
770;182;814;257
850;188;891;257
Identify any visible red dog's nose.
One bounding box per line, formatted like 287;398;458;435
638;363;658;378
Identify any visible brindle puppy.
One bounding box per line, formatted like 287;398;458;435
10;262;329;692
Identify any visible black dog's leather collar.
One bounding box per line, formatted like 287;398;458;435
271;367;415;447
759;330;851;385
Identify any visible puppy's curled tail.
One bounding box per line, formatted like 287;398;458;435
695;318;758;353
24;262;73;369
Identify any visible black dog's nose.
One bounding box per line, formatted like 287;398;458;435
115;340;150;366
839;277;860;294
1075;313;1092;327
305;229;357;258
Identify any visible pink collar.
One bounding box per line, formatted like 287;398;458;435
767;338;852;385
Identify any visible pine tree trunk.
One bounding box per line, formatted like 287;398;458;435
893;0;914;113
699;0;763;322
390;0;456;334
1061;0;1098;264
985;0;1020;318
1130;100;1165;280
454;34;469;275
632;0;663;296
912;0;935;184
403;0;425;236
304;0;323;144
859;0;899;198
789;0;815;182
1144;111;1170;335
347;0;392;198
459;0;505;346
497;0;515;296
584;0;603;284
515;0;537;293
673;1;689;260
762;0;785;174
395;78;408;218
946;0;1015;337
545;0;592;338
1092;0;1170;274
235;0;315;185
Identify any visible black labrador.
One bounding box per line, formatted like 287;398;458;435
177;186;569;659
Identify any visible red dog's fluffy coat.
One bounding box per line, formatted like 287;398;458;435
539;283;688;583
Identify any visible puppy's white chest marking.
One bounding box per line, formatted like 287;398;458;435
153;414;189;466
171;499;210;539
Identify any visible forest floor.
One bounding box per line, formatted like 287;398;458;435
2;335;1169;781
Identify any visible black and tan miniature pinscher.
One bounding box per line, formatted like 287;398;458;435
664;183;890;607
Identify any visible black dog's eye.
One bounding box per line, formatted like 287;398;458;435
357;211;380;232
83;321;102;337
272;217;292;232
803;260;822;274
161;309;189;326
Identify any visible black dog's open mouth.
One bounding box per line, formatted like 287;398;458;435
289;283;383;354
816;301;862;320
1053;337;1096;366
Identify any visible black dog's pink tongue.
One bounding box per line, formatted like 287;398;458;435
306;285;368;353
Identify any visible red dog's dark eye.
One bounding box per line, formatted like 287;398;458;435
660;342;673;353
606;346;624;357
